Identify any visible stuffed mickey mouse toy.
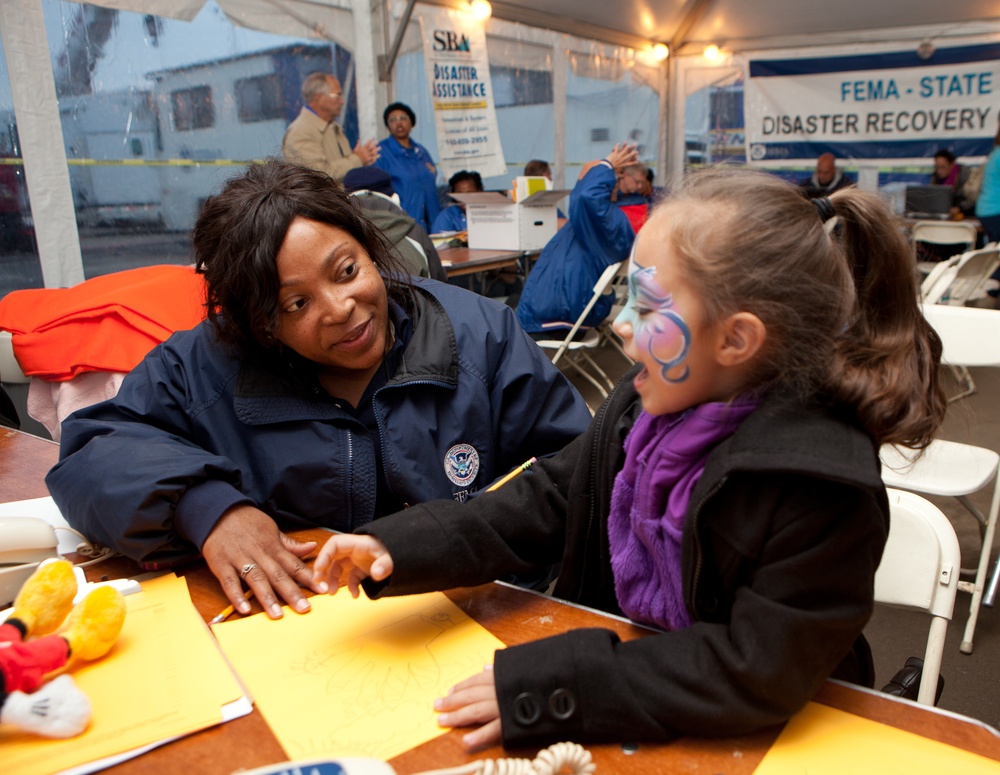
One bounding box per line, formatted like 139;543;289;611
0;558;125;738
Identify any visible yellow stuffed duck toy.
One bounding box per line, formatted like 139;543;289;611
0;558;125;738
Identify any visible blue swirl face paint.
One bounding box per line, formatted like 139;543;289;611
616;257;692;383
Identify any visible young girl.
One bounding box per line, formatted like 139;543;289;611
312;168;946;749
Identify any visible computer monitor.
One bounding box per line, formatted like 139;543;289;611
905;185;953;218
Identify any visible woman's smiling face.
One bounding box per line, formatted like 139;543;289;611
273;217;389;383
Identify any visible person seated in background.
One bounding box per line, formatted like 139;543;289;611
613;161;653;233
523;159;553;180
431;170;483;234
931;148;977;218
799;152;854;197
523;159;566;219
344;166;447;282
515;143;646;338
46;159;592;620
374;102;441;233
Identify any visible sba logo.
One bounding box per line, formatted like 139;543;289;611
433;30;471;52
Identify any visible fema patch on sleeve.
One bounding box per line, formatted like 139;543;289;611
444;443;480;487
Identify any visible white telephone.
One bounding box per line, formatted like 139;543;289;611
0;516;60;607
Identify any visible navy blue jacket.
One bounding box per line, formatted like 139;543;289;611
46;280;591;566
516;163;636;334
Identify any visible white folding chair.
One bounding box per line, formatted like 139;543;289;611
911;220;979;276
875;489;961;705
534;261;623;399
920;244;1000;306
595;261;633;366
880;441;1000;655
920;302;1000;403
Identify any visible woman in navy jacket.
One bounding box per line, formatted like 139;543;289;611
46;160;591;619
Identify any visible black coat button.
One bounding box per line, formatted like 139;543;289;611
513;692;542;725
548;688;577;720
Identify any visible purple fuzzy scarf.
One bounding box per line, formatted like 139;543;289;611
608;399;758;630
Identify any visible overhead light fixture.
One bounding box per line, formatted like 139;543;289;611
469;0;492;20
917;39;935;60
704;44;721;61
651;43;669;62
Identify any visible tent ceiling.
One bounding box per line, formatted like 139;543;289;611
487;0;1000;53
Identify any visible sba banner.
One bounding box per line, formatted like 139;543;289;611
745;42;1000;164
418;6;507;179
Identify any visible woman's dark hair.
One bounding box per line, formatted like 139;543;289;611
193;159;411;356
448;170;483;192
662;167;945;449
383;101;416;128
934;148;956;164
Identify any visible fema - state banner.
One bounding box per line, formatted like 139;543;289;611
745;42;1000;164
418;6;507;179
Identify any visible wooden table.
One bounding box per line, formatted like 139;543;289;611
438;246;530;279
5;427;1000;774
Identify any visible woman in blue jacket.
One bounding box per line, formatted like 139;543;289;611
46;160;591;620
375;102;441;232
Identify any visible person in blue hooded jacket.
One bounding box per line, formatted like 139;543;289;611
516;143;646;336
46;160;591;620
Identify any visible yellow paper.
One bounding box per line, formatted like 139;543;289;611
213;591;506;761
754;701;1000;774
3;573;246;775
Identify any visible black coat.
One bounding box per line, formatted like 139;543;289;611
360;367;889;747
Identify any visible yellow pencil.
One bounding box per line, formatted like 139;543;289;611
209;589;255;625
486;456;537;492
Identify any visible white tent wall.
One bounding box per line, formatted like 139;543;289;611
2;0;363;289
8;2;1000;290
1;0;664;290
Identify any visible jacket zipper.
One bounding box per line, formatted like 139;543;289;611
685;474;727;618
578;382;633;600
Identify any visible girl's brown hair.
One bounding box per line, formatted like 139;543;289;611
663;167;945;449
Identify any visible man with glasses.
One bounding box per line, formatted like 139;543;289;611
283;72;379;182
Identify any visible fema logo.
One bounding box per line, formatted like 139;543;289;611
445;443;480;486
749;143;766;160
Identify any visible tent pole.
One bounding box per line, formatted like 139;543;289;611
0;0;84;288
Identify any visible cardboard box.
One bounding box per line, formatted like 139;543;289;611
450;189;569;251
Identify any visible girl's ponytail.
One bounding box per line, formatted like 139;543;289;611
826;188;946;448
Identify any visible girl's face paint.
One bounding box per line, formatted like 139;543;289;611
621;260;691;384
613;209;728;416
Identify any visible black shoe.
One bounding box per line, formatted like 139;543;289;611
880;656;945;704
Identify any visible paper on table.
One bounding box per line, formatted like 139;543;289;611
213;591;506;761
2;573;248;775
753;701;1000;774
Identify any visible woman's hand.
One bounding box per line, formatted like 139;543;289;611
435;666;502;751
605;142;639;173
202;504;322;619
312;534;394;598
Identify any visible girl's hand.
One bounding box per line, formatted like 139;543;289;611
435;666;502;751
311;534;394;598
202;504;321;619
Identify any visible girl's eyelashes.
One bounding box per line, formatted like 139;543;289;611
282;298;306;313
